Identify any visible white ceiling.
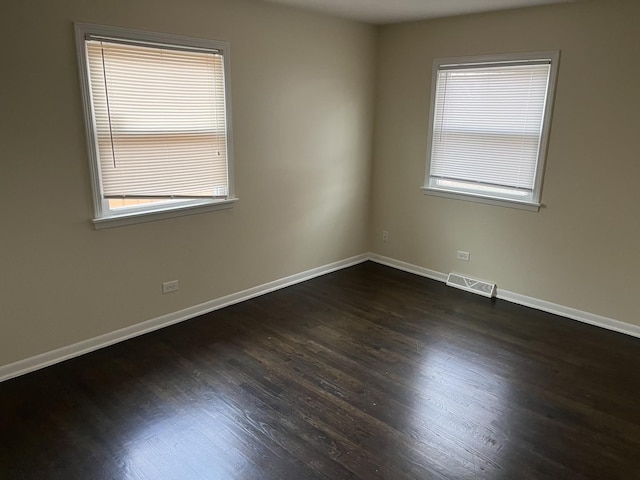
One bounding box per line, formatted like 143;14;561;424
263;0;576;24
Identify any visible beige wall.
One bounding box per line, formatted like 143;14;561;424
0;0;376;366
371;0;640;326
2;0;639;370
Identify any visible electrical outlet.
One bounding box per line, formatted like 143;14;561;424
162;280;179;294
382;230;389;242
457;251;470;262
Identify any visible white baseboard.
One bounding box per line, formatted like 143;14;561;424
496;289;640;338
3;252;638;383
369;254;640;339
0;254;368;383
368;253;448;282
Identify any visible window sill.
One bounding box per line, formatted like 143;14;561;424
421;187;541;211
92;198;238;230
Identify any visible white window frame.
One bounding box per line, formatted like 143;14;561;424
422;51;560;211
74;23;237;229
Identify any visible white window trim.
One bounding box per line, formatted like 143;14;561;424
74;22;237;229
422;51;560;212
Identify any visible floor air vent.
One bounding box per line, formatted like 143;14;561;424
446;273;496;298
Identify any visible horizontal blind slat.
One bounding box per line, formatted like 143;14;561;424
86;39;228;198
430;62;550;191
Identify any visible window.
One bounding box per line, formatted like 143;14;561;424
74;23;236;228
422;51;559;211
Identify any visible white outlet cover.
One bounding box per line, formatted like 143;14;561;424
162;280;179;294
457;251;470;261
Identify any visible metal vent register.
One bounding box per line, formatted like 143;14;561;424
446;273;496;298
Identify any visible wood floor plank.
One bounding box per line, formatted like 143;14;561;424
1;262;639;479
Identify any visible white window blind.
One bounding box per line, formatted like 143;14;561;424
428;60;552;200
86;38;229;199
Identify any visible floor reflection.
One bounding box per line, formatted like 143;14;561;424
121;397;250;479
406;338;512;478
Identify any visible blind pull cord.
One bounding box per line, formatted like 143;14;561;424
438;72;449;143
100;44;117;169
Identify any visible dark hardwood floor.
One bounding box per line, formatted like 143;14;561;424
1;262;639;479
